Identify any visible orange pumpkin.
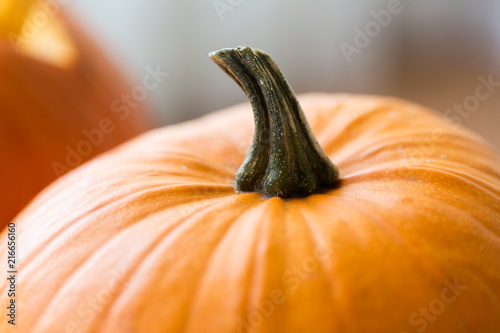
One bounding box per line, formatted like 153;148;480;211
1;47;499;333
0;0;152;228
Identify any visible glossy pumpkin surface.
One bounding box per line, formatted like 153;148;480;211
0;1;151;227
1;90;499;332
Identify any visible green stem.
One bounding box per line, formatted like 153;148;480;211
209;46;339;198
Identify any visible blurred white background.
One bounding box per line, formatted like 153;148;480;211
66;0;500;148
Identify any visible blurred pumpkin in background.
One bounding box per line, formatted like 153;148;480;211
0;0;152;228
1;47;499;332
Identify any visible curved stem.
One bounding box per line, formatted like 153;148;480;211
210;46;339;198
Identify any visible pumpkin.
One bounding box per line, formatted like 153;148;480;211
0;0;152;228
1;46;499;333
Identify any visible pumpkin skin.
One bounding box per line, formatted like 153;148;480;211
0;4;152;228
1;93;499;333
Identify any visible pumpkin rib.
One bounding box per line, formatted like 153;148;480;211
18;195;222;327
292;197;373;332
332;132;500;175
300;195;450;332
438;238;500;333
334;184;500;243
96;197;247;326
319;101;429;154
15;155;236;261
267;199;347;332
421;193;498;260
156;152;237;182
183;198;276;333
96;196;261;332
330;132;499;180
411;192;500;257
185;197;272;332
315;96;498;175
298;207;348;332
32;195;245;332
417;160;500;186
323;181;500;267
414;165;500;198
341;164;500;206
178;200;266;333
245;199;291;331
335;195;451;288
14;182;192;267
340;189;500;285
121;149;237;184
354;167;500;212
339;195;436;330
393;170;497;221
277;203;343;333
233;199;280;332
325;195;498;333
333;196;409;246
2;183;235;306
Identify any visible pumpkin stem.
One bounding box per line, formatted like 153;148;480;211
209;46;339;198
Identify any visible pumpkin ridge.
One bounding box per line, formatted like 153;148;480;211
183;199;276;333
333;184;500;242
13;182;201;265
32;202;199;330
323;124;500;176
334;196;410;246
94;196;255;333
2;185;236;315
331;136;500;174
164;159;236;183
317;196;480;332
126;149;238;183
98;196;261;332
298;208;346;331
183;199;290;332
17;195;217;328
297;195;440;332
0;183;143;296
238;199;292;332
31;194;245;332
409;191;500;243
391;195;500;322
18;179;236;267
319;103;418;154
330;134;445;163
340;164;500;201
412;165;500;197
338;179;500;236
